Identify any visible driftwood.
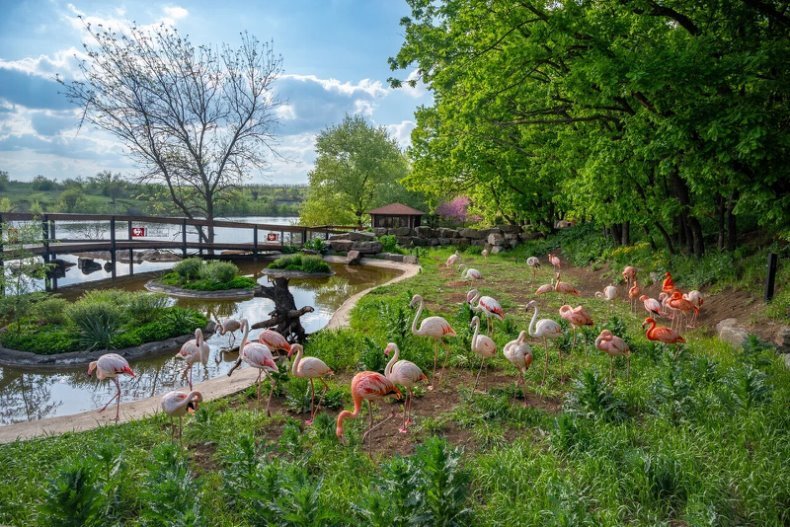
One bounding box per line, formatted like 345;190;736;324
251;276;314;344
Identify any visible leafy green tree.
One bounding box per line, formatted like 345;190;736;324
58;187;87;213
300;115;416;226
0;170;9;192
31;175;58;192
90;171;126;205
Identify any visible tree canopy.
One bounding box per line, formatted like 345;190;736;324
300;115;418;226
59;20;281;242
390;0;790;254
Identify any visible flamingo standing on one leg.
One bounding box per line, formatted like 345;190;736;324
466;288;505;335
595;330;631;381
639;294;663;318
383;343;427;433
559;304;594;354
228;319;278;415
628;280;641;312
548;252;561;272
622;266;637;294
458;264;483;282
554;273;580;295
446;251;461;268
642;317;686;345
526;300;562;384
410;294;456;388
175;328;210;390
336;371;402;443
258;329;292;354
289;344;333;425
87;353;135;422
469;316;497;392
503;330;533;405
161;390;202;442
526;256;541;280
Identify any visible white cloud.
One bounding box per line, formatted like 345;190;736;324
274;104;297;120
162;6;189;21
258;132;317;184
0;47;85;79
352;99;375;117
281;74;388;98
385;120;416;149
401;69;429;99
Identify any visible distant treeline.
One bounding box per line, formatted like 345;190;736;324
0;171;305;217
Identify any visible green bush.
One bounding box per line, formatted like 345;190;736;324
173;257;203;280
64;301;124;351
30;296;69;325
0;324;79;354
304;237;327;252
378;234;399;253
126;293;169;323
268;254;330;273
202;261;239;284
38;460;107;527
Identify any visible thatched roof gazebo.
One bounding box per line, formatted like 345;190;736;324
368;203;425;229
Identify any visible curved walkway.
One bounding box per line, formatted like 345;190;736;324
0;257;419;444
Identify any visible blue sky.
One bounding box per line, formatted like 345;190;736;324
0;0;429;184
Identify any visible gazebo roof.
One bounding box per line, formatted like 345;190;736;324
367;203;425;216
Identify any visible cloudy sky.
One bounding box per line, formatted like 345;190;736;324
0;0;429;184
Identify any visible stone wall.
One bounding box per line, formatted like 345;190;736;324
329;226;540;255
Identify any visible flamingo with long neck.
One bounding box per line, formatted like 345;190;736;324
642;317;686;344
595;285;618;302
175;328;210;390
470;316;497;392
446;251;461;268
526;300;562;384
289;343;333;425
503;331;533;405
258;329;291;354
466;288;504;335
87;353;135;422
526;256;541;280
336;371;402;443
228;319;278;415
548;252;561;271
554;273;580;295
559;304;593;353
161;390;202;441
595;330;631;381
384;343;427;433
458;264;483;282
622;266;637;294
410;294;456;388
639;294;662;318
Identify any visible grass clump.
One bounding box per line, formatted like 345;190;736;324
161;258;256;291
268;254;331;274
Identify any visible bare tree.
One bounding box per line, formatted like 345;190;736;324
59;19;281;243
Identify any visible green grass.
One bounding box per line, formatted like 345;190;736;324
0;248;788;526
160;259;257;291
267;254;331;273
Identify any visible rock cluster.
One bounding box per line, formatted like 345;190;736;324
356;225;539;253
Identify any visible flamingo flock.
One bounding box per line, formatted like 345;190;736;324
84;249;707;448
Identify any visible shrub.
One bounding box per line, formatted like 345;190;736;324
173;257;203;280
564;369;628;422
0;325;79;354
126;293;170;323
139;444;203;527
38;460;107;527
378;234;399;253
30;296;69;325
303;237;327;253
65;301;124;350
202;261;238;284
268;254;330;273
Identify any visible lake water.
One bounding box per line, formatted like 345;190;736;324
0;217;400;425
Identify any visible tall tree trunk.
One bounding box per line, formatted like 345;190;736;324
716;195;725;251
726;190;738;251
642;225;657;250
677;215;686;249
621;221;630;245
653;221;676;254
611;223;622;246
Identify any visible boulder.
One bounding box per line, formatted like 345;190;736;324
438;228;459;238
784;354;790;371
397;236;415;247
329;231;376;242
414;226;436;238
328;239;353;252
507;238;519;249
504;233;519;241
351;241;383;254
482;228;503;237
77;257;102;275
471;239;487;246
491;246;506;254
346;250;362;265
774;326;790;354
373;228;388;236
487;233;505;246
499;224;522;234
411;238;430;246
429;238;440;246
391;227;413;236
403;255;419;265
460;228;484;239
716;318;749;349
438;238;452;246
378;252;404;262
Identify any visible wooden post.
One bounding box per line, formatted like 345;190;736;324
253;226;258;262
42;214;51;292
765;253;778;302
324;226;329;240
110;216;117;279
280;230;284;248
302;227;308;246
181;219;187;258
127;220;134;276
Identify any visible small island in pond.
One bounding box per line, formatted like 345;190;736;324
0;290;206;354
159;258;257;291
264;254;332;277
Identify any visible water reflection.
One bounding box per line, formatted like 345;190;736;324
0;262;398;424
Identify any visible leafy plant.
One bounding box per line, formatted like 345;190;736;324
139;444;203;527
38;460;107;527
303;237;327;253
201;261;238;284
565;369;628;422
358;337;388;373
268;254;330;273
29;296;69;325
173;257;204;280
64;301;124;350
410;437;471;527
378;234;399;253
126;292;170;323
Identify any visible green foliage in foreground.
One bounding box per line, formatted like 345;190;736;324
267;254;331;274
0;249;787;526
162;258;256;291
0;290;206;353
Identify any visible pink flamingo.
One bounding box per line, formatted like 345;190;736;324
161;390;202;441
470;316;497;392
535;278;555;295
554;273;580;295
658;292;672;317
384;343;427;433
503;331;533;405
466;288;505;334
410;294;456;388
559;304;594;355
175;328;210;390
336;371;402;442
289;343;333;425
548;252;561;271
87;353;135;422
595;285;618;302
642;317;686;344
628;280;641;312
481;248;489;259
526;256;541;280
217;318;241;347
662;272;677;294
228;319;278;415
683;290;703;325
622;266;637;293
445;251;461;268
668;291;699;330
458;263;483;281
595;330;631;381
526;300;563;384
258;329;292;354
639;294;663;318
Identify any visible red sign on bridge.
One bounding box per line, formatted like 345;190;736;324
131;227;147;237
267;232;278;241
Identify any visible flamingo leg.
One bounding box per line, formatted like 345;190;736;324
441;342;450;373
399;389;410;434
179;416;183;446
307;378;316;425
627;355;631;382
558;344;564;382
406;387;414;426
473;357;486;392
521;373;528;407
541;337;549;385
113;377;121;422
266;377;275;417
430;341;439;389
311;378;329;424
170;417;175;442
98;385;120;413
364;408;396;442
188;366;194;391
609;356;614;382
255;370;262;401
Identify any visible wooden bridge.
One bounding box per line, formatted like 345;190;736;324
0;212;360;290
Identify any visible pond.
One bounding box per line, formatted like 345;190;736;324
0;261;399;425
